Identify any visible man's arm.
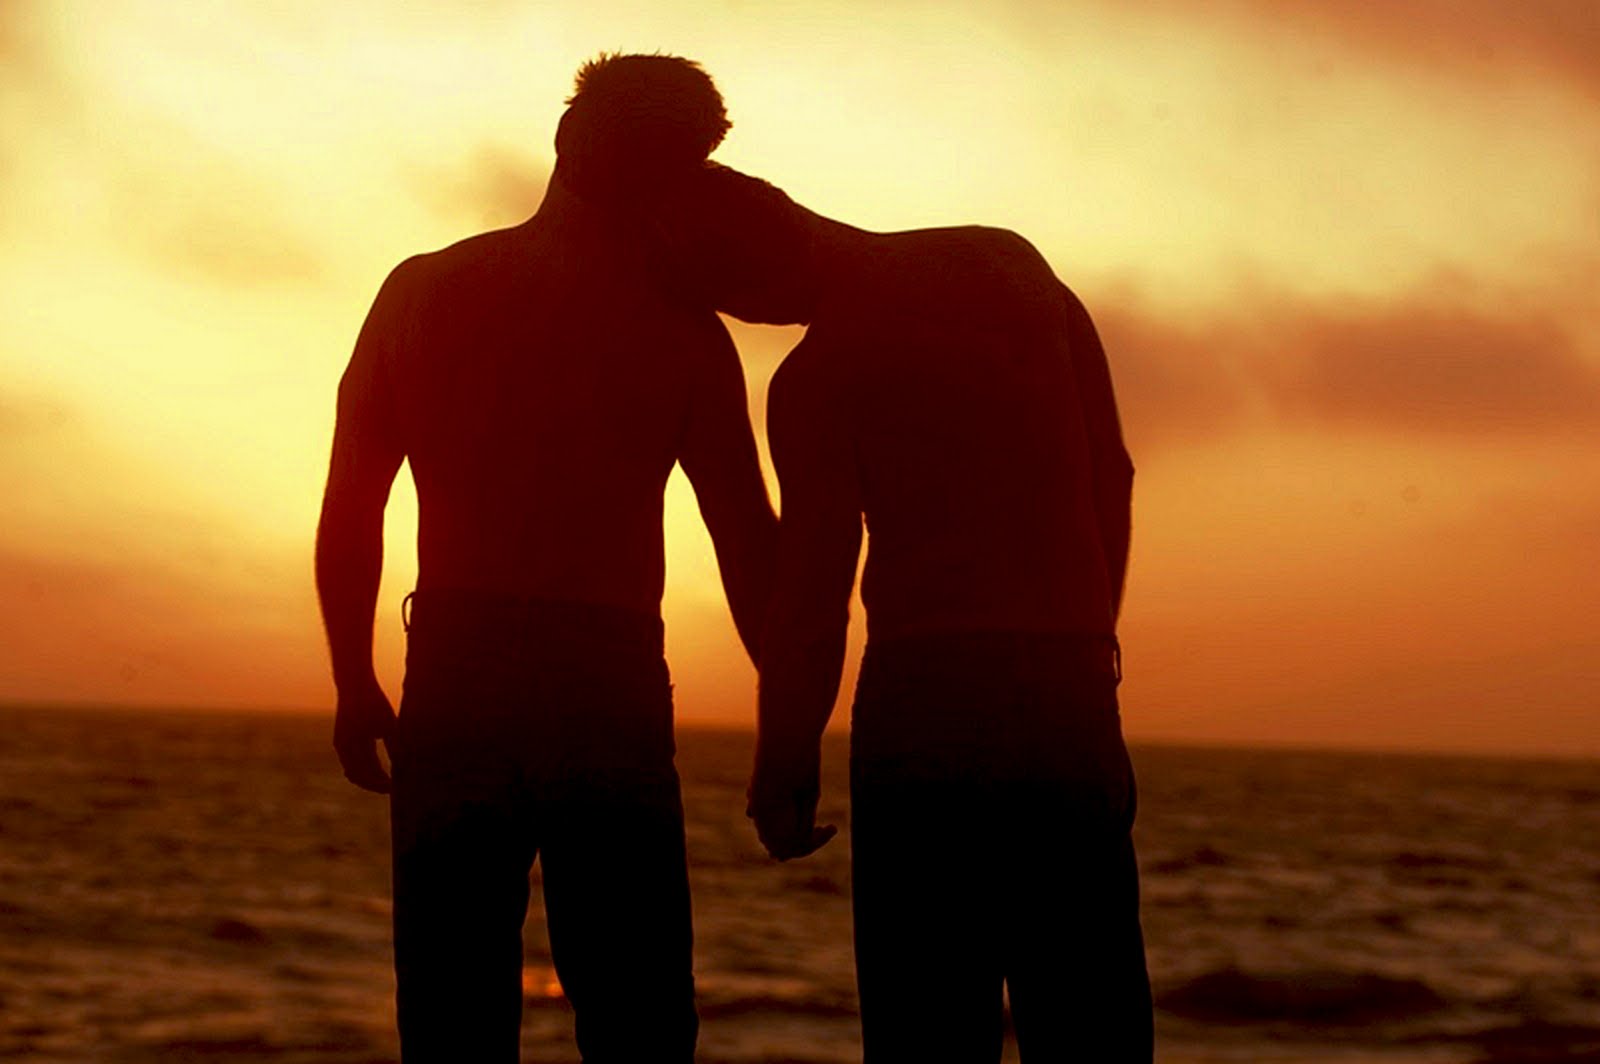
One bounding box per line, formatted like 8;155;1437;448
316;264;411;793
677;316;779;663
749;348;861;860
1061;283;1134;620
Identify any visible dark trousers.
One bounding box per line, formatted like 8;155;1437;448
389;592;696;1063
849;632;1153;1063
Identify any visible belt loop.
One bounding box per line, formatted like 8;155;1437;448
1112;637;1123;686
401;590;416;633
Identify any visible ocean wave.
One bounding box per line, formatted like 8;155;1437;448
1434;1018;1600;1063
120;1028;386;1063
698;994;859;1022
201;911;374;956
1147;845;1233;876
1386;850;1503;874
1472;1020;1600;1062
1157;966;1447;1024
136;1034;279;1057
209;916;268;945
521;988;861;1023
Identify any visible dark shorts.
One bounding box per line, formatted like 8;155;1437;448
388;591;695;1063
849;631;1153;1062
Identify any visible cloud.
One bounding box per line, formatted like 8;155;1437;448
107;158;328;287
1093;304;1257;451
0;0;42;76
1263;302;1600;433
0;3;94;146
1092;284;1600;450
0;8;18;66
0;5;327;288
0;1;53;218
0;391;71;435
138;209;324;287
1056;0;1600;101
410;144;551;229
1239;0;1600;101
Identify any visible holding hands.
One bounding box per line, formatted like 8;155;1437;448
748;741;837;861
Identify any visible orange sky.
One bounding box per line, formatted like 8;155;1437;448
1;1;1596;755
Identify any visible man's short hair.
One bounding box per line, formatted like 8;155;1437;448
556;53;729;202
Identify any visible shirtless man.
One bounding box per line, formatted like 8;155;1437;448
315;58;774;1062
670;165;1152;1060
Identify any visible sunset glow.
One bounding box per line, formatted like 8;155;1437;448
2;1;1595;754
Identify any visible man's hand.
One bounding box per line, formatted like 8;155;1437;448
747;744;837;861
333;676;397;794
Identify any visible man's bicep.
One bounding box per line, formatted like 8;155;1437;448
678;319;767;506
1060;283;1133;477
766;359;861;637
325;368;403;506
324;269;412;507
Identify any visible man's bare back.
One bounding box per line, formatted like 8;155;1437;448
338;200;765;618
770;224;1127;644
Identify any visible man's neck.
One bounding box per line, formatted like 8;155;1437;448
530;172;617;232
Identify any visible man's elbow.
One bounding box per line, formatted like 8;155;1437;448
316;493;385;560
316;495;357;548
1095;447;1134;492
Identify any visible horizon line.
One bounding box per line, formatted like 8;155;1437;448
2;698;1596;766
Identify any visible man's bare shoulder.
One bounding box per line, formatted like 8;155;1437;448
949;226;1060;286
891;224;1043;263
875;225;1058;303
383;225;527;291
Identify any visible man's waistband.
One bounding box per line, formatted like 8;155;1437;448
861;628;1121;685
403;588;664;657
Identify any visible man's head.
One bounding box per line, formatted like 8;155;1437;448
554;53;729;205
554;56;819;322
655;163;821;326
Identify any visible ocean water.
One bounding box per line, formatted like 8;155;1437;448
2;704;1599;1063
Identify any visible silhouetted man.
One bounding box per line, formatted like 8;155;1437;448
668;166;1152;1061
315;58;774;1062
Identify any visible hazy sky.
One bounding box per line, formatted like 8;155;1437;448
2;1;1596;754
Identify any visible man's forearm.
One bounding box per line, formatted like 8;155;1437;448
315;504;386;692
1099;488;1132;623
756;629;846;768
714;507;779;663
1093;449;1134;622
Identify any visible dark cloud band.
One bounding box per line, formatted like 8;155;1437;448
1097;286;1600;449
